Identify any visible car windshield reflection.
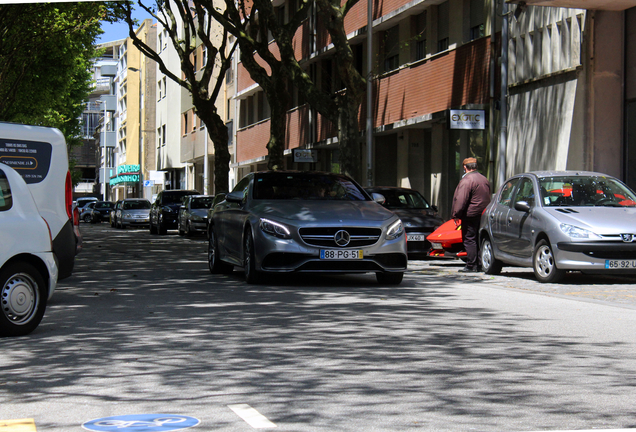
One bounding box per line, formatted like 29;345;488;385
191;198;214;209
253;173;368;201
123;201;150;210
540;176;636;207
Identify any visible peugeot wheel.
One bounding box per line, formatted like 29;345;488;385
533;239;565;283
481;236;503;275
0;262;47;337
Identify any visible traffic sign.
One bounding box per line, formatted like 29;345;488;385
82;414;200;431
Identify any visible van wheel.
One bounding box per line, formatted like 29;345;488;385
481;236;503;275
0;262;47;337
376;272;403;285
533;239;565;283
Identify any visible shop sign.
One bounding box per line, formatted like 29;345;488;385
449;110;485;130
293;149;317;163
117;164;140;175
110;174;139;186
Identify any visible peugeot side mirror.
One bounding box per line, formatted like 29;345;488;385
514;201;531;212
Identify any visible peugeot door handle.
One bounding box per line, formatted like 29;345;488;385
508;217;513;223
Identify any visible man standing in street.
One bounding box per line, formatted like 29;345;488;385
451;157;491;272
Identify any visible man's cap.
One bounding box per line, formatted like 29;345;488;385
463;157;477;165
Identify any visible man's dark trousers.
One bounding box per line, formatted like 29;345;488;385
461;216;481;269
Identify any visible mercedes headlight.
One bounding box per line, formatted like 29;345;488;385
260;218;292;239
386;219;404;240
559;223;602;239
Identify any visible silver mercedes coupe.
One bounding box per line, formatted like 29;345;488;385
207;171;408;284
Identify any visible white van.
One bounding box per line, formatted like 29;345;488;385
0;162;58;336
0;122;79;280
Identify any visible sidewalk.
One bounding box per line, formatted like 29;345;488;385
407;258;636;309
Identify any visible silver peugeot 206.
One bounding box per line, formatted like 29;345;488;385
479;171;636;283
207;171;408;284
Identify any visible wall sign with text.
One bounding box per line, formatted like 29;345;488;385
449;110;486;130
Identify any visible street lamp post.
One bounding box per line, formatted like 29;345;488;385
128;66;143;198
96;99;108;201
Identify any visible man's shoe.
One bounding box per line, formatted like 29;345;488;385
459;266;479;273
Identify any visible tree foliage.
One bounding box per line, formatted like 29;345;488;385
120;0;236;193
208;0;366;179
0;2;125;184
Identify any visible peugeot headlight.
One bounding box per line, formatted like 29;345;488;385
163;206;175;213
559;223;602;239
386;219;404;240
260;218;292;239
124;212;132;218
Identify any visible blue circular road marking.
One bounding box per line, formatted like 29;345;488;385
82;414;200;431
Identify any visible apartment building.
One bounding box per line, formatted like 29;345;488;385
505;1;636;192
110;19;157;200
234;0;494;218
75;42;121;199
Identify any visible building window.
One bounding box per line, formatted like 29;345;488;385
437;1;449;53
183;112;189;136
157;79;162;101
470;0;484;40
201;46;208;70
383;25;400;72
162;125;166;146
226;120;234;146
414;11;427;61
192;110;197;132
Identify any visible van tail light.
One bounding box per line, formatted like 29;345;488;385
65;170;73;220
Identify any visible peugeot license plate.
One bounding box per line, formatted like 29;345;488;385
605;260;636;269
407;234;426;242
321;250;363;259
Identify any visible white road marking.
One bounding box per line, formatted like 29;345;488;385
228;404;277;429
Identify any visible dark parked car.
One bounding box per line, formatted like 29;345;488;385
480;171;636;282
115;198;151;229
366;186;444;259
178;195;214;236
88;201;115;223
150;189;199;235
207;171;408;284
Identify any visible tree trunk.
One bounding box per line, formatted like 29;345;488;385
196;102;231;193
265;75;290;171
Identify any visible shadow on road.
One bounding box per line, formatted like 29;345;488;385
2;223;636;431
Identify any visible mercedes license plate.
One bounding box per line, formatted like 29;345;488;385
605;260;636;269
407;234;426;242
320;250;363;260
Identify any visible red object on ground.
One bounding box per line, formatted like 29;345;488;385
426;219;466;258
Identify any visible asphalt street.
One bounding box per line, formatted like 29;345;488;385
1;223;636;432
